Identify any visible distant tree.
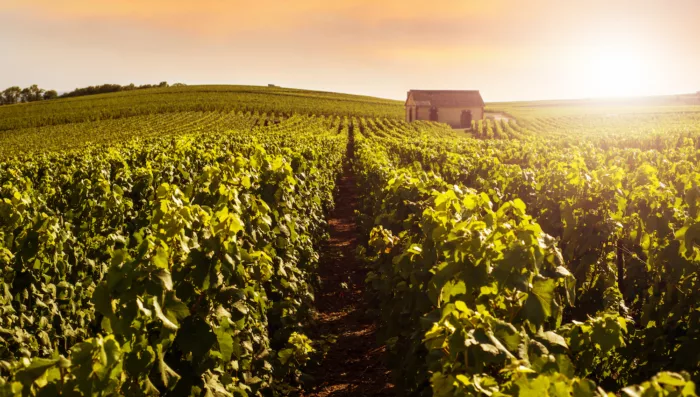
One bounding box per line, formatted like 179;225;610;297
2;86;22;104
0;85;62;105
171;83;187;87
43;90;58;100
50;81;168;100
61;83;123;98
20;87;32;102
29;84;45;101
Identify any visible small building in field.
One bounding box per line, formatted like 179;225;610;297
405;90;484;128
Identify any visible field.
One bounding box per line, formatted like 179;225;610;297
1;85;700;396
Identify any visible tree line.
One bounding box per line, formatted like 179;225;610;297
0;81;184;106
59;81;175;98
0;85;58;105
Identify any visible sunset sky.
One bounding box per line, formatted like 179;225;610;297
2;0;699;102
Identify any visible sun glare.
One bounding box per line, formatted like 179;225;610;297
580;43;655;98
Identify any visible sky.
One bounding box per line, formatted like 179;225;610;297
1;0;700;102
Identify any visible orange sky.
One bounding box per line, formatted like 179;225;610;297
2;0;699;101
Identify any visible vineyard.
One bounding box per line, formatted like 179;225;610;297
0;85;402;132
1;85;700;396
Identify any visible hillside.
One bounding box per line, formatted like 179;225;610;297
489;93;700;119
0;84;404;132
0;85;403;157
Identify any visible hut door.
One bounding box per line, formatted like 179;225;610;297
429;107;439;121
461;110;472;128
409;108;413;122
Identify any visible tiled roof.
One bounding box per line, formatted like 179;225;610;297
406;90;484;107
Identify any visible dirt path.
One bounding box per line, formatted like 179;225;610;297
303;139;394;396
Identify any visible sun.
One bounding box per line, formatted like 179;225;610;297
580;43;654;98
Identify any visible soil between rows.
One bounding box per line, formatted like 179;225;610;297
302;140;394;396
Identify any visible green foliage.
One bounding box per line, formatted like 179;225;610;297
2;87;700;396
353;113;700;395
0;85;403;133
0;116;347;395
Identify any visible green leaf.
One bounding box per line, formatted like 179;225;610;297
175;317;216;360
407;244;422;255
572;378;598;397
216;328;234;363
538;331;568;349
512;198;527;212
654;371;686;387
157;345;181;390
455;300;469;313
156;184;170;199
216;207;229;222
124;345;155;378
231;300;248;317
229;214;244;234
515;374;551;397
491;319;521;352
15;358;59;387
103;337;121;368
454;374;470;387
278;348;293;365
163;292;190;325
153;247;169;269
153;269;173;291
441;280;466;303
524;279;556;326
479;343;500;356
203;371;233;397
153;299;179;330
92;283;113;316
